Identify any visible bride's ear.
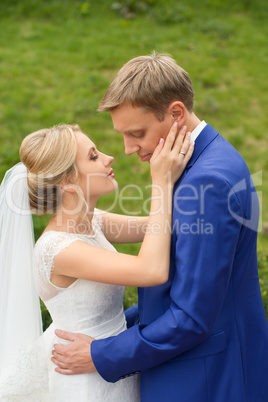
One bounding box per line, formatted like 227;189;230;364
60;180;76;193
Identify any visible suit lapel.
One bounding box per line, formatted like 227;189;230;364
186;124;219;169
174;124;219;187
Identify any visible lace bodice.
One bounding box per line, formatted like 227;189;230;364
33;210;126;337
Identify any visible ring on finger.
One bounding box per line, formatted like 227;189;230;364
180;151;186;156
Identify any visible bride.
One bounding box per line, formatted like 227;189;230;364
0;122;193;401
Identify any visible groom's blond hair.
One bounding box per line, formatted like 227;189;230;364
98;51;195;121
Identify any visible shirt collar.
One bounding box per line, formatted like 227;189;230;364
190;120;207;143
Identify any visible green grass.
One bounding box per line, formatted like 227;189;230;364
0;0;267;324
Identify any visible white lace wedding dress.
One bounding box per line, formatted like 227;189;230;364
0;211;140;401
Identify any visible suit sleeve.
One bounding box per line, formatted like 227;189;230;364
124;304;139;328
91;173;243;382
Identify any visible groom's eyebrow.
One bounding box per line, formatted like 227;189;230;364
114;127;143;135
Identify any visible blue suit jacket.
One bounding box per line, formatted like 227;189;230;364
92;125;268;401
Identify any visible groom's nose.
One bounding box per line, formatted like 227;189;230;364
123;136;140;155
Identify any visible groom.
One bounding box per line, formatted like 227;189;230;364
53;53;268;401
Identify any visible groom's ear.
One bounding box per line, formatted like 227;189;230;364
168;101;186;124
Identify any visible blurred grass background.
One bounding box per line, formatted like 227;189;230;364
0;0;267;328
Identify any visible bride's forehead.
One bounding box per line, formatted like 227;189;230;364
76;131;94;147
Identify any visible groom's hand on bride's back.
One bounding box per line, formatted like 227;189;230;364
51;329;96;375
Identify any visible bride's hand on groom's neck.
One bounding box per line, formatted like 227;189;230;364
51;329;96;375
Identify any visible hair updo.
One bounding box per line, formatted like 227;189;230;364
20;124;80;215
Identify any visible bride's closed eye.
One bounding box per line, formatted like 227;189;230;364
89;149;99;161
87;145;99;161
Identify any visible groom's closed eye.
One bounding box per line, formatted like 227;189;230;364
126;131;144;138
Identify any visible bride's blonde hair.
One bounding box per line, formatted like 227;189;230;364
20;124;81;216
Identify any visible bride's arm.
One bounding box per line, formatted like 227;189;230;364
98;211;149;244
54;124;194;287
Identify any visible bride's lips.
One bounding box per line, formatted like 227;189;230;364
139;153;151;162
107;168;115;178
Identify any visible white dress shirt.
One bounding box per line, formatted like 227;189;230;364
190;120;207;143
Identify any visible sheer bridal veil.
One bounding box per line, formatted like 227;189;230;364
0;163;43;376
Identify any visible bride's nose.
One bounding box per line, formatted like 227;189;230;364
104;154;114;166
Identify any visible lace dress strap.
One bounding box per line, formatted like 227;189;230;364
33;231;81;302
92;208;103;230
33;209;104;302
